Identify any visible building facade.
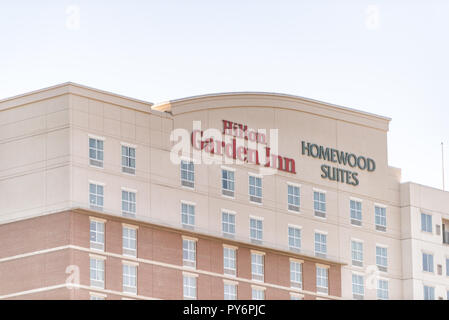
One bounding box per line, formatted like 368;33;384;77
0;82;447;300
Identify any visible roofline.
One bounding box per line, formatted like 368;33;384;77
0;82;154;108
152;91;391;122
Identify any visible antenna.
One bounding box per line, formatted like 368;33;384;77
443;142;445;191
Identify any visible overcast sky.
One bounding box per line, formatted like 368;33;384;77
1;0;448;190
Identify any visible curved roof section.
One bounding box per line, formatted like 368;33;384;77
152;92;391;132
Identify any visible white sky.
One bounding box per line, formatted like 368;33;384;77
1;0;448;190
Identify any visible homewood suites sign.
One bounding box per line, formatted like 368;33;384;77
301;141;376;186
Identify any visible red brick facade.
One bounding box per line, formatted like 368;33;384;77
0;209;342;300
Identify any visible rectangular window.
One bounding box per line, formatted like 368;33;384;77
222;211;236;238
251;288;265;300
423;253;434;272
90;220;105;251
352;274;365;299
251;253;264;282
375;206;387;231
316;266;328;294
122;226;137;257
377;279;389;300
181;160;195;188
223;247;237;276
314;191;326;218
222;169;235;197
183;239;196;268
122;264;137;294
122;190;136;217
224;283;237;300
376;246;388;272
89;183;104;211
446;258;449;276
183;275;197;300
421;213;432;233
314;232;327;258
181;202;195;228
290;294;303;300
249;175;262;203
250;218;263;243
89;137;104;167
424;285;435;300
288;226;301;251
351;241;363;267
90;294;105;300
90;258;105;289
290;261;302;289
121;145;136;174
287;184;300;212
350;200;362;226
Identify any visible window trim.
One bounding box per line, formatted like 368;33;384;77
88;135;105;168
287;182;301;213
248;173;263;204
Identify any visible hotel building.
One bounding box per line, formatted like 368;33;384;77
0;82;448;300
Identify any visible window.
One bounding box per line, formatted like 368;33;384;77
350;200;362;226
89;183;104;211
250;218;263;243
446;258;449;276
183;239;196;268
223;247;237;276
316;266;328;294
352;274;364;299
181;202;195;228
122;226;137;257
90;293;105;300
251;287;265;300
314;232;327;258
90;258;105;289
290;260;302;289
288;226;301;251
183;275;197;300
122;190;136;217
424;285;435;300
251;252;264;282
290;294;303;300
121;145;136;174
90;219;105;251
376;246;388;272
224;283;237;300
222;211;236;238
287;184;300;212
351;241;363;267
421;213;432;233
249;175;262;203
181;160;195;188
375;206;387;231
423;253;434;272
122;264;137;294
89;137;104;167
377;279;389;300
313;191;326;218
222;169;235;197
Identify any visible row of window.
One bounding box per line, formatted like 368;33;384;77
350;240;388;271
90;219;392;300
90;257;137;294
351;273;389;300
90;189;389;265
182;162;388;229
89;137;136;174
422;253;449;277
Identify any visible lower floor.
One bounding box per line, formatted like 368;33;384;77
0;209;342;300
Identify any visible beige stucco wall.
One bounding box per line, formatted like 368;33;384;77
400;182;449;299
